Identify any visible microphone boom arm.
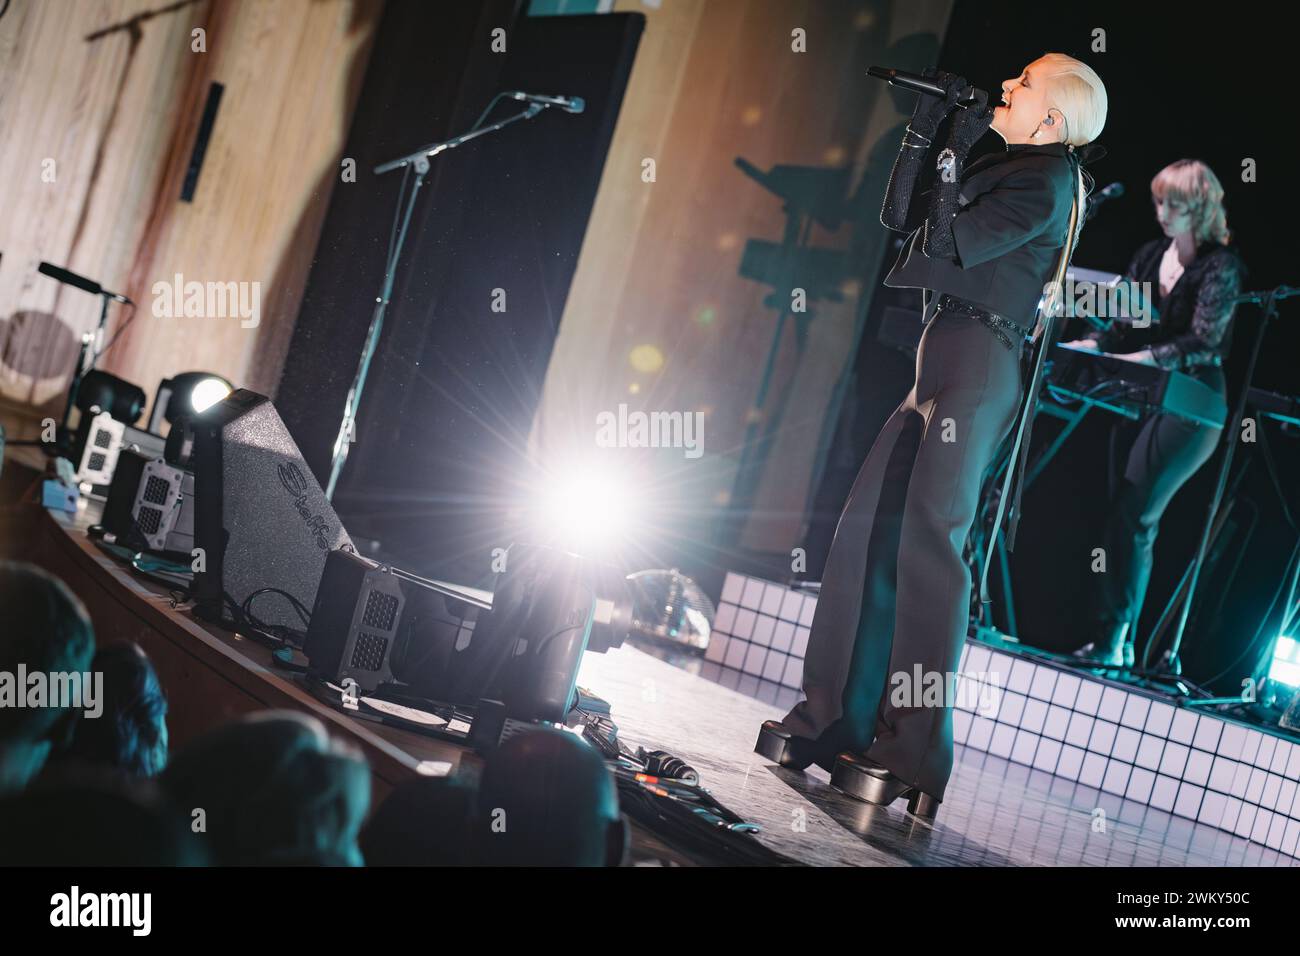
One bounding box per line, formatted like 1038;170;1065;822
326;99;551;501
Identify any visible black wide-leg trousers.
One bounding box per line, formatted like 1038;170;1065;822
780;308;1023;800
1092;372;1225;632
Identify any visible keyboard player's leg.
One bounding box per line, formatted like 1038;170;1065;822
1082;410;1223;665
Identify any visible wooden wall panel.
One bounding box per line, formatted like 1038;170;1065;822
0;0;380;419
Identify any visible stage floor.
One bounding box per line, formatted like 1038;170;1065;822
578;643;1299;867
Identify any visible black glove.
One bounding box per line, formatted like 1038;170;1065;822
922;92;994;258
945;90;995;154
907;68;969;139
881;70;968;231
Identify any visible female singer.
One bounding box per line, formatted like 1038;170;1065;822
1062;159;1243;667
754;54;1107;818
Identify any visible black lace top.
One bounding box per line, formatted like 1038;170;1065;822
1096;237;1246;373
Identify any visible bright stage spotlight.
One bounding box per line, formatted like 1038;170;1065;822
533;463;642;555
189;376;233;413
148;371;234;431
1268;635;1300;690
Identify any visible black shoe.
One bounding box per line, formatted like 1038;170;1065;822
829;752;941;821
754;720;818;770
1071;622;1129;668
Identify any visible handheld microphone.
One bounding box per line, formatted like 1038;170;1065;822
867;66;985;107
37;261;134;305
507;91;585;114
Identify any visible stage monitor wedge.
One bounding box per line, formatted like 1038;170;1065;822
192;389;353;630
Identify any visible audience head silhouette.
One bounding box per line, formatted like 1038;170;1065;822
160;710;370;865
475;727;627;867
54;642;168;777
0;768;207;866
0;562;95;794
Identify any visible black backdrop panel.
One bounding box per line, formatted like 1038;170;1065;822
279;9;643;586
278;0;522;486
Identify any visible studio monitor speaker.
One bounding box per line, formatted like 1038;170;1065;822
102;450;195;556
192;389;353;630
304;549;476;696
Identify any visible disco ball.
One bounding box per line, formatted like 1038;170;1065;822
626;569;714;652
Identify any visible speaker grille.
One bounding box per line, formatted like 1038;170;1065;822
93;428;113;449
143;475;171;505
137;507;163;535
350;632;389;672
361;590;399;632
87;452;107;472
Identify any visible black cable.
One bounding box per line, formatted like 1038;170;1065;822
89;300;139;367
613;775;799;866
468;91;512;133
217;591;302;652
1257;422;1297;529
242;587;311;629
1202;537;1300;688
385;165;412;265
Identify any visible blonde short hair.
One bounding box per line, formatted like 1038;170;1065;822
1039;53;1107;146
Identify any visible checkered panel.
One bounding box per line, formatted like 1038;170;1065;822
707;572;813;693
952;642;1300;859
705;569;1300;858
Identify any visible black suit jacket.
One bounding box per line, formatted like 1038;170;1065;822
883;141;1078;333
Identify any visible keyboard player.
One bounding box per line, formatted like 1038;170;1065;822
1060;159;1245;667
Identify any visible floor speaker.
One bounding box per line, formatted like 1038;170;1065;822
304;549;476;696
192;389;354;630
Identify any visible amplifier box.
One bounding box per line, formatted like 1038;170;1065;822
102;450;196;556
305;549;475;696
74;411;166;491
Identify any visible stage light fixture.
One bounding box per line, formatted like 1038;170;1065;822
75;370;147;425
1268;635;1300;690
189;376;232;413
534;462;641;555
148;371;233;431
449;543;633;728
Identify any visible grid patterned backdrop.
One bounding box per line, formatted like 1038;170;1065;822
708;571;1300;858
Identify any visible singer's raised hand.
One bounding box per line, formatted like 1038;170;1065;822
908;68;967;138
945;88;994;154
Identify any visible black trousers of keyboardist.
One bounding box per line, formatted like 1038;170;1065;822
1092;366;1225;632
